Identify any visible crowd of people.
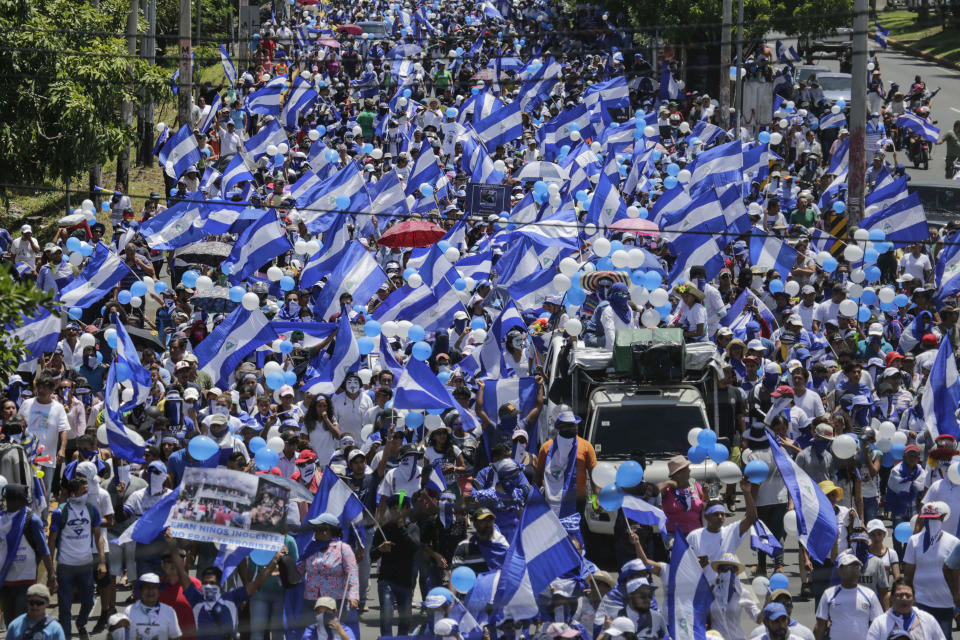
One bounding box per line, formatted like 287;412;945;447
2;0;960;639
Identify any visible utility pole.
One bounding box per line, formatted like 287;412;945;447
719;0;732;118
733;0;745;134
238;0;249;70
195;0;202;50
117;0;138;191
139;0;157;166
178;0;193;128
847;0;869;227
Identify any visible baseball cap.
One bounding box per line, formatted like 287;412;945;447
208;414;228;426
308;513;339;527
314;596;337;611
295;449;317;464
473;507;495;521
904;444;921;455
278;384;295;397
837;552;862;566
107;613;130;627
866;519;887;534
919;501;948;519
604;617;638;637
787;313;803;326
748;339;765;351
20;224;31;234
764;362;781;376
921;333;939;347
801;285;815;295
626;577;657;594
546;622;579;638
771;385;794;398
175;360;191;371
139;572;161;585
762;603;789;620
814;424;835;440
183;387;200;401
867;322;884;337
882;367;900;379
555;410;580;424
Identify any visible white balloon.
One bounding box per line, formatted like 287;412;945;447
304;240;320;255
559;257;579;276
81;199;95;213
78;333;96;349
648;288;669;307
294;240;309;254
408;273;423;288
784;280;800;297
353;126;363;137
471;328;487;342
878;421;896;440
948;462;960;486
849;268;866;284
716;461;743;484
552;273;572;292
444;247;460;262
266;144;279;156
129;296;142;308
194;275;213;291
547;183;561;196
847;283;863;298
425;414;443;432
831;104;842;114
69;251;84;266
891;431;908;446
584;224;597;237
267;266;284;282
271;339;284;353
277;143;289;155
493;160;507;173
308;129;320;141
268;436;285;453
464;277;476;290
678;122;691;134
570;130;582;142
241;292;261;310
582;262;596;273
769;132;783;145
381;321;399;338
358;368;373;385
263;361;283;375
626;205;640;219
688;427;703;446
406;195;416;208
590;141;602;153
627;248;645;269
371;148;384;160
878;286;896;304
783;510;799;537
838;299;858;317
752;577;770;597
876;438;892;453
831;434;858;459
549;194;562;207
564;318;582;336
593;238;611;257
643;126;656;138
611;250;630;269
398;97;408;107
867;62;876;71
156;121;167;132
641;308;660;327
396;320;412;338
630;285;648;306
816;250;832;266
853;228;870;242
677;169;691;183
779;118;789;129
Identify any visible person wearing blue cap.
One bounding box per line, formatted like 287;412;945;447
756;603;795;640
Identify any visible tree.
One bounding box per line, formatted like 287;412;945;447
0;265;57;383
592;0;771;46
770;0;854;36
0;0;168;196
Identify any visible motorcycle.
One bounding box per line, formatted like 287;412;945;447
905;131;930;170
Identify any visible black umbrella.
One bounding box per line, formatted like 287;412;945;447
100;324;165;354
172;241;233;282
190;286;240;314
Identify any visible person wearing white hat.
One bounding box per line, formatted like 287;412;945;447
106;612;130;640
814;552;883;640
434;617;463;639
903;501;958;637
125;573;181;640
11;224;39;268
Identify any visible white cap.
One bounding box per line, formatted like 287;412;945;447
20;224;31;234
139;572;161;584
865;519;886;534
787;313;803;326
764;362;781;376
748;339;765;351
867;322;884;336
108;613;130;628
837;552;862;566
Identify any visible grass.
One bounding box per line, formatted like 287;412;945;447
878;9;960;65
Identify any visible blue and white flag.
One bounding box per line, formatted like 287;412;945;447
935;230;960;303
59;244;132;308
116;487;180;544
510;206;579;250
246;74;287;116
749;234;798;278
860;192;929;245
113;316;153;410
776;40;801;62
668;226;724;288
220;44;237;86
394;356;457;411
303;314;360;396
896;112;940;143
298;214;351;288
139;199;207;250
299;164;367;233
281;75;319;130
425;459;448;494
7;308;60;362
515;57;561;111
921;338;960;439
720;289;779;339
750;519;784;557
585;174;626;230
808;229;840;255
620;495;668;537
659;63;680;100
508;267;555;313
297;464;364;548
458;302;525;378
475;100;524;149
537;104;595;160
819;111;846;130
195;306;278;388
309;242;387;322
152;125;170;158
688;140;742;195
0;508;27;584
227;210;293;284
584;76;630;114
494;488;583;620
667;528;713;640
158;124;201;179
196;93;222;135
480;376;539;443
405;141;444;197
243;118;286;161
221;152;257;194
368;170;410;217
874;21;890;48
766;432;837;563
661;188;725;243
865;176;908;213
103;364;146;463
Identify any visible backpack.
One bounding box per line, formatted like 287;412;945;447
0;440;34;504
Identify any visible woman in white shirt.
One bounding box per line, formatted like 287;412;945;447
673;283;707;342
503;328;531;377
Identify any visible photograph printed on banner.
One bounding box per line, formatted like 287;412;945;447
170;467;289;536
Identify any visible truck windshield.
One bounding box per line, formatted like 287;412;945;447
592;404;706;458
819;76;851;91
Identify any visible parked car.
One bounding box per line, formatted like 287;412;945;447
798;28;853;62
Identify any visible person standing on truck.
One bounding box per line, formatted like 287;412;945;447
582;282;636;348
535;409;598;537
672;283;707;342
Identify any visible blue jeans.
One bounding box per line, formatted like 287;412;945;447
57;563;94;638
861;495;879;523
378;579;414;636
249;590;285;640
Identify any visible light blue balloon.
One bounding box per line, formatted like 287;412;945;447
130;281;148;297
664;176;678;189
822;257;838;273
357;337;375;355
118;290;132;304
697;429;718;448
420;184;434;198
106;331;118;349
229;286;246;303
710;443;729;463
445;108;458;119
155;282;168;294
769;573;789;591
688;445;707;463
566;288;586;305
630;270;645;285
438;371;451;383
412;341;432;361
280;276;296;291
68;307;82;320
454;278;467;290
865;266;881;282
406;412;424;428
744;459;770;483
894;293;909;307
79;243;94;257
255;447;279;471
864;248;879;264
364;320;381;337
250;548;276;565
833;200;846;214
188;435;219;461
470;317;486;330
861;289;878;305
66;237;81;252
666;163;680;177
597;484;624;511
266;371;285;389
868;229;886;242
283;370;297;386
894;522;913;543
362;143;373;154
615;460;644;488
656;304;672;318
597;257;614;271
408;325;426;342
768;279;784;294
316;125;327;137
643;272;662;290
182;270;199;288
451;566;477;593
325;149;339;163
758;131;771;144
279;340;294;354
249;436;267;453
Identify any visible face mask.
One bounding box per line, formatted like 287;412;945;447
345;380;361;394
438;365;451;374
454;319;467;333
213;404;229;415
80;449;97;460
286;301;301;315
300;463;316;482
148;470;165;495
83;355;96;368
398;456;418;479
316;613;334;629
927;520;943;538
68;496;87;509
763;373;779;389
202;584;221;602
510;336;524;350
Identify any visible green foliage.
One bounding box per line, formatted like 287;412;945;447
769;0;854;36
595;0;771;45
0;264;56;382
0;0;168;191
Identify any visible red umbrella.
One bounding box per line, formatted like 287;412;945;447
338;24;364;35
609;218;661;237
378;220;446;248
317;37;340;49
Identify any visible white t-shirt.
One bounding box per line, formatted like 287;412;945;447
815;584;883;638
125;600;182;640
332;392;374;437
54;500;100;566
899;253;931;281
685;522;745;582
19;397;71;468
791;389;825;420
903;529;960;608
866;608;946;640
922;479;960;536
424;444;462;466
676;302;708;342
813;300;841;327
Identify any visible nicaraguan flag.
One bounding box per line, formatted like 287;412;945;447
661;188;725;243
112;316;153;410
116;487;179;544
393;353;458;410
196;93;222;136
659;63;680;100
750;519;784;557
281;75;319;131
494;487;583;620
749;234;798;278
245;74;287;116
152;125;170;158
0;509;27;584
221;151;257;194
509;206;579;250
425;459;448;494
819;111;846;130
860;192;929;245
874;21;890;48
405;140;444;197
58;244;132;308
896;112;940;143
864;175;908;213
298;214;350;288
583;76;630;114
585;174;627;230
775;39;801;62
309;242;387;321
139;199;207;250
368;170;410;217
508;266;555;313
158;124;201;179
6;308;60;362
766;432;837;563
243;118;286;161
227;210;293;284
480;376;539;444
667;220;725;287
921;337;960;439
667;528;713;640
103;363;146;463
537;103;596;160
220;44;237;86
621;495;668;537
936;229;960;302
195;306;278;387
297;464;364;548
303;314;360;395
475;99;523;149
687;140;742;196
720;289;779;339
299;164;367;233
